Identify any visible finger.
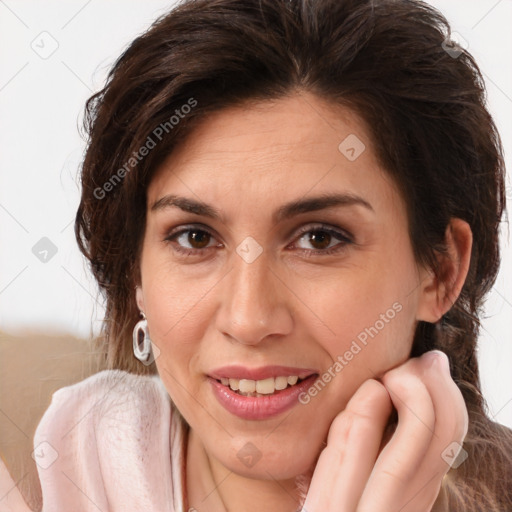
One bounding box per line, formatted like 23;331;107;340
357;355;437;511
303;379;392;512
394;350;468;508
416;350;469;462
358;351;469;512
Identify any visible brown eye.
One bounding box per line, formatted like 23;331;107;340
293;224;353;254
187;229;211;248
306;230;332;250
164;225;219;255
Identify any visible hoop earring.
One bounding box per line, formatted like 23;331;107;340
133;311;152;363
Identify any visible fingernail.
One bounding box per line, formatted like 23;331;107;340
424;350;451;373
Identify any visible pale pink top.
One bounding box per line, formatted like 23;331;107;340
0;370;188;512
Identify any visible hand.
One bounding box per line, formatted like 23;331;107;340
302;350;469;512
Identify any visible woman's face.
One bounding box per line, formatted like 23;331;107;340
137;92;430;480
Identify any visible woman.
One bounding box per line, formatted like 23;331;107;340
3;0;512;510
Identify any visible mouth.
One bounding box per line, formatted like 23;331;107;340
214;375;312;397
207;365;319;420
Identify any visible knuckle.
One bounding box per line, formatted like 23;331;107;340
326;380;392;446
382;370;422;401
376;466;410;487
329;408;372;439
348;379;393;418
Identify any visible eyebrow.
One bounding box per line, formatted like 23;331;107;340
151;192;374;223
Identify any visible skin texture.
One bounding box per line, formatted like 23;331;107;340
136;91;470;512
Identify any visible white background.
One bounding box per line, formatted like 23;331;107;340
0;0;511;427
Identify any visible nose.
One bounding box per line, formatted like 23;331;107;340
215;246;294;346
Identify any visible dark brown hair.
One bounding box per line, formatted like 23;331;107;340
75;0;511;508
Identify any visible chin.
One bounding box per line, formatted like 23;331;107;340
212;436;321;481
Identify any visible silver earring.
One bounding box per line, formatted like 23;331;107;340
133;311;152;363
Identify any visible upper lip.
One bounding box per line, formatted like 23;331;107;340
208;365;318;381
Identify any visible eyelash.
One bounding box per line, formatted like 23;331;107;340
164;223;354;257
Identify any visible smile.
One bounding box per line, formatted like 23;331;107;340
218;375;304;396
207;366;319;420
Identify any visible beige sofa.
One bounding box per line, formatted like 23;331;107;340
0;331;106;511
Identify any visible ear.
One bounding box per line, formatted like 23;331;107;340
135;286;145;312
416;218;472;323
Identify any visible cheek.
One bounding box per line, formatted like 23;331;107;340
297;288;417;432
311;260;419;385
140;250;214;346
150;307;205;424
140;255;211;411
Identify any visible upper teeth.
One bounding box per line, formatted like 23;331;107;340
220;376;300;394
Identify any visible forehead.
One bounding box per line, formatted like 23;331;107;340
147;92;404;222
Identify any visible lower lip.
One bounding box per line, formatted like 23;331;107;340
208;374;318;420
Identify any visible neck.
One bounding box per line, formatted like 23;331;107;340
186;429;309;512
